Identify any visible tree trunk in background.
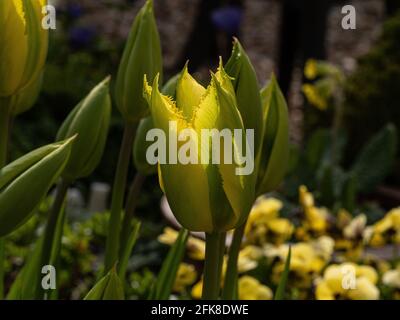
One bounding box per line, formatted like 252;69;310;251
277;0;331;98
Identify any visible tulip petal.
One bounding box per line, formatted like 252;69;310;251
149;75;213;232
176;63;206;120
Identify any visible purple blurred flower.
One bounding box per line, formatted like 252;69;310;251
211;5;243;35
67;3;83;19
69;27;95;49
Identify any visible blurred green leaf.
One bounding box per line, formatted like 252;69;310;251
148;229;189;300
351;124;397;193
274;246;291;300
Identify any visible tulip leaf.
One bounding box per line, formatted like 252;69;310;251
6;235;43;300
0;138;74;237
350;123;397;193
0;143;58;190
84;267;125;300
149;229;189;300
7;205;66;300
274;245;291;300
118;220;141;279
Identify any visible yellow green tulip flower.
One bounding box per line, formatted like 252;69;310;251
0;0;48;98
143;62;255;233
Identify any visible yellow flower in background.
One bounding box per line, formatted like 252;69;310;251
267;218;294;244
186;237;206;261
158;227;205;260
383;266;400;290
192;274;273;300
306;207;329;233
250;197;283;221
191;278;203;299
0;0;48;98
304;59;318;80
336;209;352;230
346;277;380;300
311;236;335;261
237;245;263;273
173;263;197;293
268;239;330;289
364;207;400;246
244;197;293;245
299;185;314;208
315;263;379;300
333;213;367;261
298;186;330;236
343;214;367;240
302;84;327;111
238;276;272;300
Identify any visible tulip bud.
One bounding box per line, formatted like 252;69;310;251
256;75;289;195
0;137;75;236
11;71;43;116
133;74;180;175
84;267;124;300
114;0;162;123
56;77;111;181
0;0;48;97
143;62;255;233
225;38;263;157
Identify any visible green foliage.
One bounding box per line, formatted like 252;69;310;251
285;124;398;213
84;267;124;300
351;124;397;193
149;229;189;300
344;12;400;167
274;246;291;300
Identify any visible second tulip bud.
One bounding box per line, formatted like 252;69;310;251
56;77;111;182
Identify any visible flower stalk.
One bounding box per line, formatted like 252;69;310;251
0;98;12;300
222;222;246;299
202;232;225;300
35;178;69;298
118;172;146;266
104;123;137;272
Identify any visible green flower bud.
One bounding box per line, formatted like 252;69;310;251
84;267;124;300
256;75;290;195
225;38;263;158
56;77;111;181
133;74;180;176
0;137;75;237
114;0;162;123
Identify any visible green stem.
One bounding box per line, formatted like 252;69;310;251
202;232;225;300
0;100;11;300
104;124;136;272
118;172;146;263
331;89;344;166
222;222;245;299
36;179;69;298
40;179;69;265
